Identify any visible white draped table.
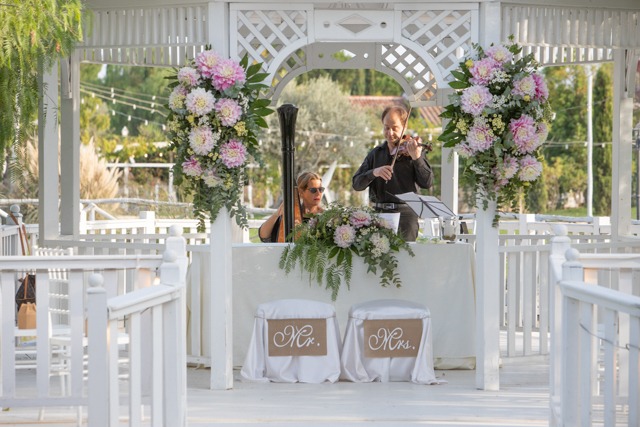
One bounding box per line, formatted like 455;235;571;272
188;242;476;371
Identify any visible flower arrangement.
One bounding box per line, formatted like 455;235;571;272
165;48;273;231
279;204;414;301
438;37;553;220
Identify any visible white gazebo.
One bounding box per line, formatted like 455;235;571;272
11;0;640;424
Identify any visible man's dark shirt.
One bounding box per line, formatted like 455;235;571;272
352;141;433;203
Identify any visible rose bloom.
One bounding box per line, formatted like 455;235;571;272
189;126;217;155
509;115;539;153
168;85;188;112
203;168;223;188
185;88;216;116
212;59;246;91
512;75;537;98
460;85;493;116
196;50;221;79
518;155;543;181
485;45;513;64
215;98;243;127
182;156;203;177
219;138;248;168
177;67;200;87
469;57;499;86
349;211;372;228
334;224;356;248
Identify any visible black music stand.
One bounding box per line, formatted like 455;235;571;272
394;192;456;219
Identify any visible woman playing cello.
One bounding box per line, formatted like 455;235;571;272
258;171;325;243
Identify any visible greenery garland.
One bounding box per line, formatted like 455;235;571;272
279;204;414;301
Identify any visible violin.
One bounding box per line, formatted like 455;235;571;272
277;188;303;242
395;135;433;157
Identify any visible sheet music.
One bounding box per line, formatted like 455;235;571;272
394;192;456;219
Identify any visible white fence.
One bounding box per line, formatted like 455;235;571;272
0;226;187;426
5;206;640;388
548;231;640;426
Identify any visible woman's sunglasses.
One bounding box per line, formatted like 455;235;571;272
307;187;325;194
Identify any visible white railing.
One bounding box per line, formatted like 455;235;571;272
548;233;640;426
0;227;186;425
86;236;187;427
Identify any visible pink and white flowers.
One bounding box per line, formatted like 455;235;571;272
166;48;273;231
439;37;554;217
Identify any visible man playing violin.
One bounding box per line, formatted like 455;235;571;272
259;171;325;243
352;105;433;241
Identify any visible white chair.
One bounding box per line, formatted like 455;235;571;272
240;299;342;383
340;299;442;384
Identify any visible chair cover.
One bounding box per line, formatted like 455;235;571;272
340;299;442;384
240;299;342;383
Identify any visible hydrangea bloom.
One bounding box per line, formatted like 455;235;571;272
177;67;200;87
185;88;215;116
189;126;216;155
460;85;493;116
212;59;246;91
196;50;221;79
334;224;356;248
369;233;390;258
215;98;242;127
219;139;247;168
518;155;543;181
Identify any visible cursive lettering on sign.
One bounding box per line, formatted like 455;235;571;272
273;324;317;348
363;319;423;358
267;318;327;356
368;327;415;352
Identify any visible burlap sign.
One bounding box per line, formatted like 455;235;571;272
363;319;423;358
268;318;327;357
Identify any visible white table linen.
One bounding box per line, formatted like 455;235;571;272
240;299;342;383
340;299;440;384
187;242;476;371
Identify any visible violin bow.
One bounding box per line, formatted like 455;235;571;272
389;106;412;170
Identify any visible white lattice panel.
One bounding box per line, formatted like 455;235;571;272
397;6;478;83
502;4;639;65
79;5;209;66
230;5;312;75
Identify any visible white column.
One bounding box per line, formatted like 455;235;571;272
60;52;81;237
475;200;500;391
210;208;233;389
38;60;59;243
474;1;502;391
611;49;633;239
440;145;459;214
209;1;230;57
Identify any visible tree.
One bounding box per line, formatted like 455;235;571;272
0;0;85;162
592;64;613;216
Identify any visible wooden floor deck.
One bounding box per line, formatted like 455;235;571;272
1;356;550;426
